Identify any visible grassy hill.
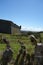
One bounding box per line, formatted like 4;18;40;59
0;34;35;59
0;32;43;65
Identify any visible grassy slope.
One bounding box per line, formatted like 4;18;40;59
0;33;43;60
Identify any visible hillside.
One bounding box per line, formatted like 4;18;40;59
0;32;43;65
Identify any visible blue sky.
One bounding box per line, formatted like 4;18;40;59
0;0;43;31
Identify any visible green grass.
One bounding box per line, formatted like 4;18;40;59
0;34;35;59
0;33;43;62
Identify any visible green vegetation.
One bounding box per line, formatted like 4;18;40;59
0;33;43;60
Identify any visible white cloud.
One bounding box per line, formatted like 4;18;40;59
21;26;43;31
